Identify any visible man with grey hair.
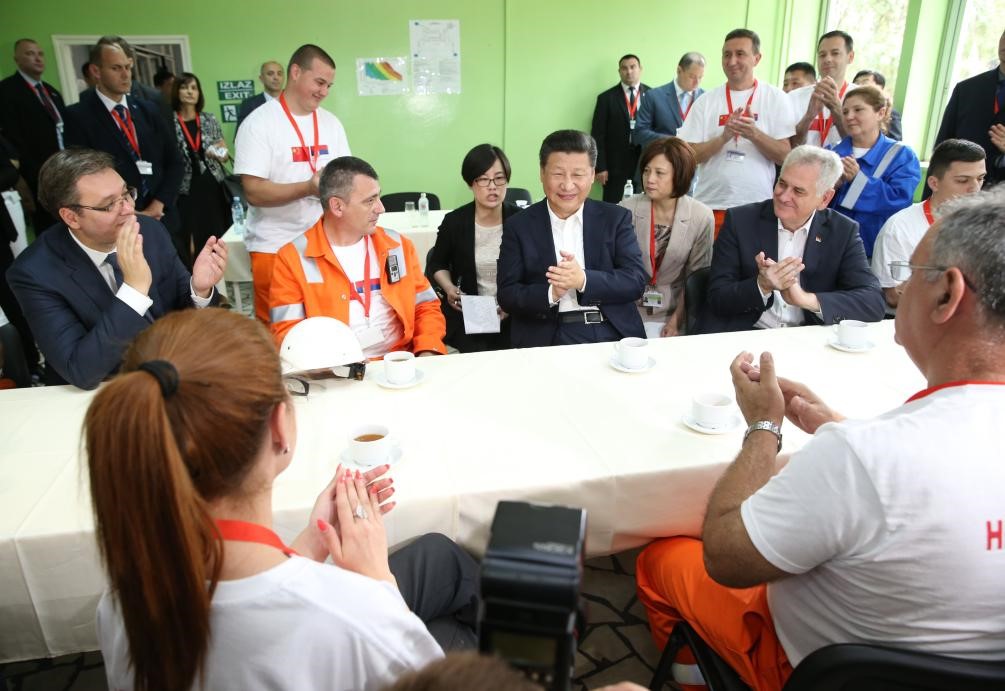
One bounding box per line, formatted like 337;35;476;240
497;129;646;347
638;186;1005;688
699;145;884;333
268;156;445;356
634;51;707;148
5;148;226;389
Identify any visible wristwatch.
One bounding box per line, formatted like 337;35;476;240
744;420;783;452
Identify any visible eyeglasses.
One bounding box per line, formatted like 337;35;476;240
888;261;976;290
284;376;311;397
70;187;138;213
474;175;508;188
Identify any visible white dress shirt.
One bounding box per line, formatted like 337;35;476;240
95;88;129;113
545;203;594;312
754;213;815;329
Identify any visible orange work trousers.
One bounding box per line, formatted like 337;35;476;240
636;537;793;691
250;251;277;325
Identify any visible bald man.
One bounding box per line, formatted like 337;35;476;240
237;60;285;131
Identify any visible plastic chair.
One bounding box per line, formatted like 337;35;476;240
380;192;441;212
504;187;532;205
683;266;711;335
650;621;1005;691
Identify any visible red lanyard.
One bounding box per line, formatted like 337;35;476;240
110;105;141;158
922;198;935;226
215;519;299;556
679;91;695;121
725;80;758;144
176;113;201;153
280;92;320;173
814;81;848;145
905;380;1005;404
648;206;666;284
346;237;374;318
624;87;640;118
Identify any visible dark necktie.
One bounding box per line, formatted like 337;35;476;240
113;104;149;199
34;83;59;123
104;253;123;291
628;86;636;108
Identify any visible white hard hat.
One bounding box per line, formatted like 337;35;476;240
279;317;366;380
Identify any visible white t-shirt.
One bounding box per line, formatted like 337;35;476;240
234;99;351;253
787;81;856;148
98;555;442;691
740;383;1005;666
677;81;796;209
330;236;405;358
871;202;930;287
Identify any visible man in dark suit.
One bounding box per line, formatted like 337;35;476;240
701;145;884;333
6;149;227;389
591;54;650;203
236;60;285;132
0;38;68;233
634;52;706;149
934;28;1005;187
497;130;646;347
64;40;185;261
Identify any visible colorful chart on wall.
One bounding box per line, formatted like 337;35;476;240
356;57;409;96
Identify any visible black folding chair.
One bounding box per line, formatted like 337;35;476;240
380;192;441;212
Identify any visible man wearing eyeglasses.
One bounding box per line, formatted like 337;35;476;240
269;156;445;358
6;148;227;389
637;185;1005;689
872;139;986;310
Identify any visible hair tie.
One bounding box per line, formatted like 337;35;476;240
137;360;179;398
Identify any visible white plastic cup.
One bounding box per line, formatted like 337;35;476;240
615;337;648;369
384;351;416;385
348;424;392;465
692;393;733;430
404;201;416;227
837;319;868;349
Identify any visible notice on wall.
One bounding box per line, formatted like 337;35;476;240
220;104;238;123
356;57;409;96
217;80;254;101
409;19;461;95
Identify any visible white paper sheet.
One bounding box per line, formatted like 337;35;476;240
409;19;461;94
460;295;500;334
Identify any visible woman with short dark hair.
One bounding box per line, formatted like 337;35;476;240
620;137;713;337
428;144;522;351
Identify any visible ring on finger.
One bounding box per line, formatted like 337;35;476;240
354;504;368;520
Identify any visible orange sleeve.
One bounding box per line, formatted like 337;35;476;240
268;245;307;348
402;237;446;354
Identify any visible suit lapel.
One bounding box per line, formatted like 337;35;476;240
667;85;683;130
758;203;779;261
531;202;558;271
52;229;116;313
582;201;601;269
87;91;136;160
801;211;827;275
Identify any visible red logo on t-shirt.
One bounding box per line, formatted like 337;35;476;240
719;112;759;126
290;145;329;162
988;520;1003;551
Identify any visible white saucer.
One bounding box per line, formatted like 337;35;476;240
608;356;656;373
339;444;403;470
374;369;425;389
681;413;743;435
827;338;875;354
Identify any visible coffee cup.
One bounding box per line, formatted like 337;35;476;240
836;319;868;349
692;393;733;430
615;337;648;370
384;351;416;384
348;423;392;466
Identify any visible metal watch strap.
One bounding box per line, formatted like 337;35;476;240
744;420;782;452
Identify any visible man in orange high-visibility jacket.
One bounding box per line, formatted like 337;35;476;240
269;156;446;358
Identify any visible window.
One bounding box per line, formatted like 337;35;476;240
947;0;1005;92
824;0;910;94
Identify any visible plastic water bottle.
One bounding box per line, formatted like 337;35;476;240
623;179;634;199
417;192;430;226
231;196;245;237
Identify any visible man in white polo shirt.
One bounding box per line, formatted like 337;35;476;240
235;44;351;324
637;185;1005;689
789;30;856;149
677;28;795;236
872;138;986;309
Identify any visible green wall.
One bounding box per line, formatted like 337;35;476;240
2;0;828;210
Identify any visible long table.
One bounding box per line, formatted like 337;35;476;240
0;320;924;661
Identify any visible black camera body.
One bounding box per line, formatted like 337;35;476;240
478;500;587;690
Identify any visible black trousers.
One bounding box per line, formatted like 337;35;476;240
389;533;480;651
552;319;619;346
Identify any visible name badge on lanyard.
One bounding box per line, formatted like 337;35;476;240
642;288;663;308
346;237;383;349
643;207;665;308
136;160;154;175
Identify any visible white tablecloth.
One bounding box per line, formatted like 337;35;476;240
0;321;924;661
222;209;448;284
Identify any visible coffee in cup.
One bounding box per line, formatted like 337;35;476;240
348;424;392;465
615;337;649;370
384;351;416;385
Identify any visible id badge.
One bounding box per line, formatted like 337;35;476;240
629;118;636;130
642;288;663;308
725;150;745;163
136;160;154;175
356;324;383;350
